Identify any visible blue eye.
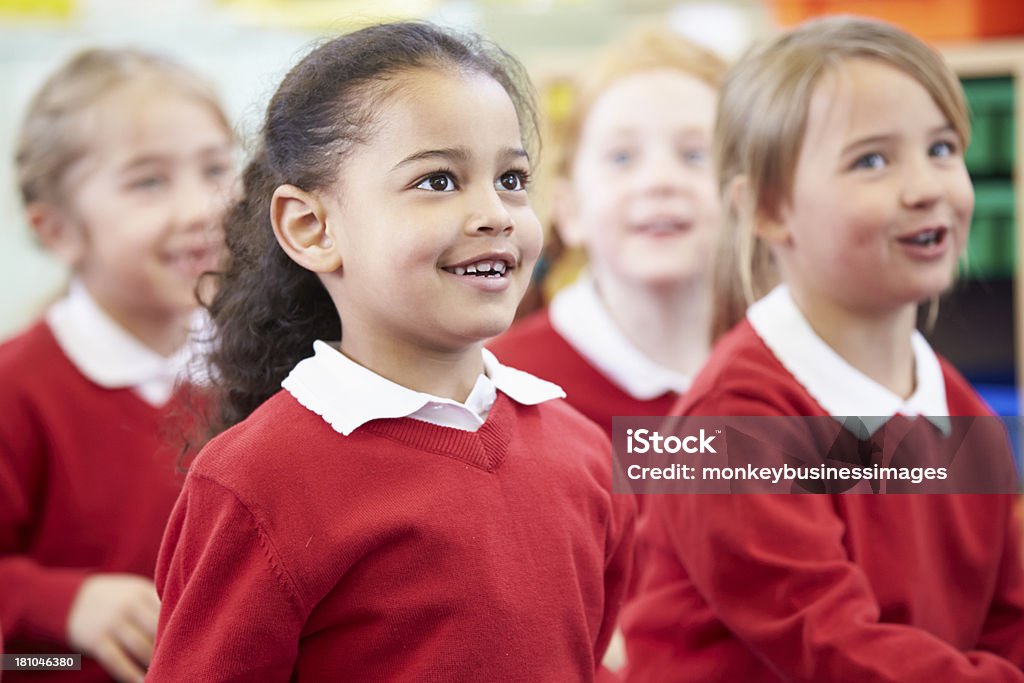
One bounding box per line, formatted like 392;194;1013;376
128;176;168;191
204;164;230;180
495;170;529;192
415;173;456;192
929;140;956;158
608;149;634;166
680;148;709;167
853;152;886;170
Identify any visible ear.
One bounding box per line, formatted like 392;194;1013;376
550;178;585;248
755;205;793;247
25;201;86;268
728;175;791;247
270;184;342;273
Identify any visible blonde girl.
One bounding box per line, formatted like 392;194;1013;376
622;16;1024;682
0;49;234;683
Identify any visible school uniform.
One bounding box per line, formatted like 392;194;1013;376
0;282;203;683
148;342;636;682
622;285;1024;682
489;276;687;439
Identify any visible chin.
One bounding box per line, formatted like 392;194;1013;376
465;315;516;344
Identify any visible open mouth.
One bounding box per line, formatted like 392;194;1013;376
164;245;221;275
897;227;948;248
633;219;692;236
442;259;511;278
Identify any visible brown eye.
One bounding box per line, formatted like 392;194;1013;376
496;171;526;191
415;173;456;192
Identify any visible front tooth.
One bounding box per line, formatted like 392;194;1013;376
454;267;466;276
466;265;478;274
477;261;493;273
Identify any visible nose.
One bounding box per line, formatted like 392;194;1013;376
900;154;944;209
463;185;514;236
634;147;695;197
176;174;229;233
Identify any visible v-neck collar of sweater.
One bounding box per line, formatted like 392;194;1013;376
358;390;518;473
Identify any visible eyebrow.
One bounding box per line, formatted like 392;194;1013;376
119;145;233;173
841;124;956;156
391;146;528;171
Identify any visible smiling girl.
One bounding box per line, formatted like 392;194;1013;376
622;16;1024;682
491;27;727;439
0;49;234;683
147;23;634;681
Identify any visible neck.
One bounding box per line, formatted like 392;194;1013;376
339;335;484;403
90;294;193;358
789;286;918;399
593;273;711;376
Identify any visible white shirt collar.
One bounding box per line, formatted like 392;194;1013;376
45;280;208;406
746;285;950;435
282;341;565;436
549;275;691;399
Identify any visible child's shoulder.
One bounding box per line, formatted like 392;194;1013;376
0;319;73;399
524;394;608;444
190;389;324;476
678;319;822;417
934;354;995;417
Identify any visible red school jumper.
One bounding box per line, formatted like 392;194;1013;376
0;321;187;683
621;320;1024;682
149;389;635;682
489;310;678;440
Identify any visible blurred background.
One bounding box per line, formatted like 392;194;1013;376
2;0;1023;412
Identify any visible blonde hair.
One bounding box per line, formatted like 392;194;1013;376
16;47;231;206
712;15;970;341
541;26;729;298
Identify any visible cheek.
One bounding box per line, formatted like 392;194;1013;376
516;209;543;259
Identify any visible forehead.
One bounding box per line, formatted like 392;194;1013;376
365;68;524;154
583;68;717;135
803;58;947;147
77;82;230;160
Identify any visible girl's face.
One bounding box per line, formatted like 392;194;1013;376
770;58;974;316
559;69;720;290
322;68;542;355
62;82;234;326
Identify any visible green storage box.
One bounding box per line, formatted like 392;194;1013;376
963;77;1014;177
968;180;1015;278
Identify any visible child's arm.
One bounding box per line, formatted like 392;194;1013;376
627;393;1024;683
148;472;305;682
0;432;91;646
595;487;636;669
976;497;1024;665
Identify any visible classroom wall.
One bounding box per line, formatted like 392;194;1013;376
0;0;768;339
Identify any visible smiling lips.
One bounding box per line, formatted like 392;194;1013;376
164;244;221;278
895;226;952;259
442;253;516;279
632;219;693;236
897;226;948;247
443;260;509;278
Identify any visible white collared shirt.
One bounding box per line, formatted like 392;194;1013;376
747;285;950;435
549;275;691;400
282;342;565;436
46;280;209;407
